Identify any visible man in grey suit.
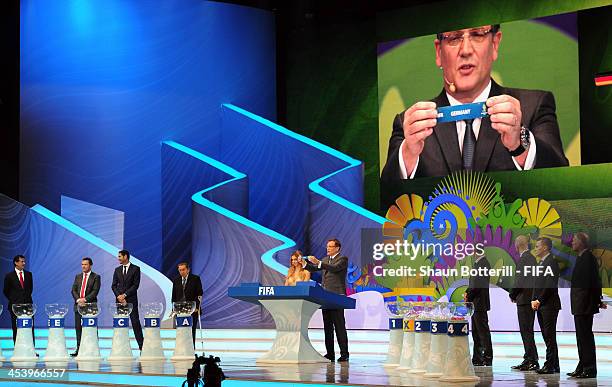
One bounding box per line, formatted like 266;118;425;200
304;238;349;362
70;257;100;356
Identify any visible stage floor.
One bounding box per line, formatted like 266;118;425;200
0;329;611;386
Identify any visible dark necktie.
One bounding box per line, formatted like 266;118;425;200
123;266;127;276
181;277;187;301
462;119;476;170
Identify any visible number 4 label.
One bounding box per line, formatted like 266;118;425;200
447;322;469;336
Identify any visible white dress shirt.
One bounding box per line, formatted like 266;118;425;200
398;80;537;178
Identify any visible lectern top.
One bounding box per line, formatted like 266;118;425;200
228;281;356;310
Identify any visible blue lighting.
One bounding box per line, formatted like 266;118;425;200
163;140;292;276
224;104;388;225
29;205;173;320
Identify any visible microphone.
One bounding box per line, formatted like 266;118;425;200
440;66;456;93
443;74;457;93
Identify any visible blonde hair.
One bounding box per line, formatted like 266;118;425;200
287;250;303;277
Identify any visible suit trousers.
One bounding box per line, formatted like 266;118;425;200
537;308;559;369
9;307;35;345
74;307;83;350
322;309;349;358
574;314;596;373
517;304;538;362
129;305;144;350
471;311;493;363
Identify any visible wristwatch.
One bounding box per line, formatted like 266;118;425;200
509;126;530;157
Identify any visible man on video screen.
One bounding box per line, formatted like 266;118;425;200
381;24;569;181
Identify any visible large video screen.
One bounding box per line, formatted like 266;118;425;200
378;13;580;183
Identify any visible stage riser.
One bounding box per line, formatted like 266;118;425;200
0;329;611;363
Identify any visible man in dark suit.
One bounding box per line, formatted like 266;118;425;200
381;24;568;182
464;253;493;366
3;255;34;343
531;237;561;374
111;250;144;350
304;238;349;362
171;262;203;346
509;235;539;371
567;232;604;379
70;257;101;356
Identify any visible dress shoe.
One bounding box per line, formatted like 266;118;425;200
567;369;582;377
70;352;78;357
337;356;349;362
472;361;486;366
536;366;560;374
519;362;539;371
574;371;597;379
511;361;529;370
324;354;335;362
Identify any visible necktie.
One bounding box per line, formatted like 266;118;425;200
462;119;476;170
19;271;24;289
181;277;187;301
182;277;187;288
123;266;127;276
80;273;88;298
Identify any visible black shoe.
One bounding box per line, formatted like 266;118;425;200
567;369;582;377
575;371;597;379
536;366;560;374
520;362;539;371
511;361;529;370
472;361;486;366
337;356;349;362
70;352;78;357
324;354;335;362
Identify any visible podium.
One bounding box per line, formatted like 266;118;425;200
11;303;37;362
76;303;101;361
44;304;70;361
228;282;356;364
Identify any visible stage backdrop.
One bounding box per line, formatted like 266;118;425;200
8;0;611;332
19;0;276;274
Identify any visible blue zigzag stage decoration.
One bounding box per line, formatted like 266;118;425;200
161;101;389;327
2;104;390;329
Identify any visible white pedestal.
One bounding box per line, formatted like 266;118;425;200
108;327;134;361
44;327;69;361
397;330;415;370
76;326;101;361
140;326;165;361
383;327;404;367
171;323;195;361
12;323;37;361
439;334;479;382
423;331;448;378
257;299;328;364
408;330;431;374
77;360;100;371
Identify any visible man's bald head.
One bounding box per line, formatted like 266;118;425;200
514;235;530;251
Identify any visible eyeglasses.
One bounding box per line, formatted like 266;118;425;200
440;28;494;46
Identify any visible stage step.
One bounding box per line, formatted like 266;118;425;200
1;329;612;362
